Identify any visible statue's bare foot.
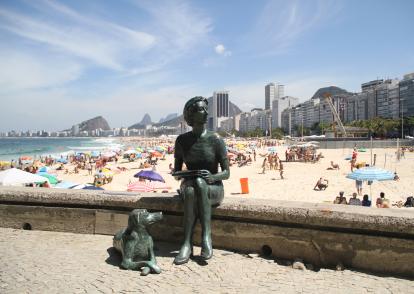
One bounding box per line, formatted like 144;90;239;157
200;235;213;260
174;244;192;265
140;266;150;276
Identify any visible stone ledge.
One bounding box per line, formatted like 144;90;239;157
0;186;413;237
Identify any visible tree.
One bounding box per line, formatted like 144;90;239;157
271;128;285;139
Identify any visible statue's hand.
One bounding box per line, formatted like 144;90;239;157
198;170;215;183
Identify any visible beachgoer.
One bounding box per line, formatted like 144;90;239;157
261;158;267;174
253;149;256;162
348;192;361;206
330;161;340;170
333;191;347;204
393;172;400;181
314;177;328;190
279;160;284;179
376;192;390;208
362;194;371;207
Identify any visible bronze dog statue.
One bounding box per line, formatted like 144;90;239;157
113;209;162;275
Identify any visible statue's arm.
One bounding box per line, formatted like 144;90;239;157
206;137;230;182
173;138;184;173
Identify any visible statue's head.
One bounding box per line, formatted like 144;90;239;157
183;96;208;126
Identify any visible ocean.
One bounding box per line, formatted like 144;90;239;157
0;138;122;161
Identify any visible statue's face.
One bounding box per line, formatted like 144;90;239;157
190;100;208;125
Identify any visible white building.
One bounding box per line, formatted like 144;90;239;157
265;83;284;110
271;96;299;128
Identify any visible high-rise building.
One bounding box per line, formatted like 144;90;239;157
399;73;414;118
265;83;284;110
207;91;229;131
271;96;299;128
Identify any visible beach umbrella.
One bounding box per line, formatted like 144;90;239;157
20;156;33;161
82;185;104;190
102;151;116;158
127;181;154;192
124;150;137;155
0;168;48;186
57;158;68;164
54;181;79;189
136;147;144;152
134;170;165;182
268;147;277;152
151;151;163;158
346;167;394;182
91;151;100;157
38;166;51;173
346;167;394;197
36;172;59;185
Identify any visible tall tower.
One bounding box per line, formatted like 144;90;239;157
207;91;229;131
265;83;284;110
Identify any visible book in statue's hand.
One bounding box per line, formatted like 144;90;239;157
171;170;200;178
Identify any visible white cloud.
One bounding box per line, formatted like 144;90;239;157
0;49;81;92
0;6;155;71
215;44;232;56
246;0;343;55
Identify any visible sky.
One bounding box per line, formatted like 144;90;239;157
0;0;413;132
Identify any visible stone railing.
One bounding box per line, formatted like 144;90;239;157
0;186;413;277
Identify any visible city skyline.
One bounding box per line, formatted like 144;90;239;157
0;0;413;132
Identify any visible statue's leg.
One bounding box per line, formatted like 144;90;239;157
194;177;213;260
174;186;197;265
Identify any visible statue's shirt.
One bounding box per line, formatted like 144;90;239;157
174;131;227;174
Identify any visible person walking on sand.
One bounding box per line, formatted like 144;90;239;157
279;160;284;179
261;158;267;174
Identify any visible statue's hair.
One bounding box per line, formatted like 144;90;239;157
183;96;208;126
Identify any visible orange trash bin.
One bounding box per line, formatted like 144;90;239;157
240;178;249;194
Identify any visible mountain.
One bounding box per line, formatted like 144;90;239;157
311;86;352;99
229;101;242;116
68;116;110;132
139;113;152;125
159;113;178;124
129;100;242;129
129;113;153;129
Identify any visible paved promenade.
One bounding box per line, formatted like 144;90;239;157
0;228;412;293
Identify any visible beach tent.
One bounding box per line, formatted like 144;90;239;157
0;168;48;186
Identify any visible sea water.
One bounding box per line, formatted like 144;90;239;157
0;137;122;161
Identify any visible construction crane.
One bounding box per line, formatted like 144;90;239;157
323;93;347;137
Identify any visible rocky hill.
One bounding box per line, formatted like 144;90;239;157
159;113;178;124
311;86;352;99
129;101;242;129
129;113;153;129
65;116;110;132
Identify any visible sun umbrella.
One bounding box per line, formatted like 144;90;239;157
127;181;154;192
82;185;104;190
54;181;78;189
124;150;137;155
36;172;59;185
346;167;394;197
134;170;165;182
268;147;277;152
151;151;163;158
57;158;68;164
346;167;394;182
0;168;48;186
102;151;116;158
20;156;33;161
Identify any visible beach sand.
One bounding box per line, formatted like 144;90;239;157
55;146;414;205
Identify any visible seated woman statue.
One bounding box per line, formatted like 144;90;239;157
172;96;230;265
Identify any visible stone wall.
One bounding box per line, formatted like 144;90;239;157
0;187;413;277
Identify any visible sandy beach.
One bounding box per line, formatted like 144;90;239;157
54;143;414;206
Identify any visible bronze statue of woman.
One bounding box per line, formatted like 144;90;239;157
172;96;230;265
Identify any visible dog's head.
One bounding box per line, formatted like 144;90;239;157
128;209;163;230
